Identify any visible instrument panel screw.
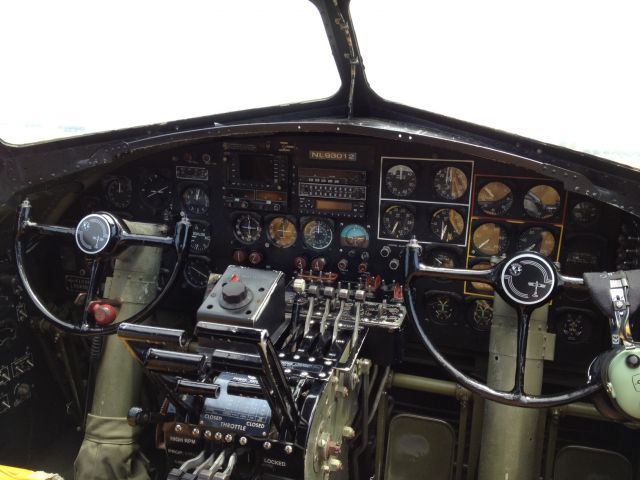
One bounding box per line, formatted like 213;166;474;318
191;428;200;437
225;434;233;443
285;445;293;454
214;432;223;441
174;424;183;433
263;441;272;450
204;430;212;440
239;437;248;446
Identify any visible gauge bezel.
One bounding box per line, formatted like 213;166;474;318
339;223;370;249
189;220;212;254
301;217;334;251
104;176;133;209
429;208;465;243
233;212;263;245
183;256;211;289
140;173;173;210
471;221;510;256
476;180;514;217
384;164;418;198
381;204;416;240
266;215;298;249
181;184;210;215
433;166;469;201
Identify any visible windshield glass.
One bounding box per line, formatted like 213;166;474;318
0;0;340;145
351;0;640;168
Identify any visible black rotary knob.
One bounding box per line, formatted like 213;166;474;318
626;354;640;369
221;280;248;305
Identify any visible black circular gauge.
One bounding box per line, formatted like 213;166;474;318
385;165;417;197
425;294;458;325
182;186;210;215
303;219;333;250
234;214;262;244
183;257;210;289
425;249;457;269
105;177;132;209
382;205;415;239
571;201;600;225
267;217;297;248
557;311;591;343
141;174;173;209
477;182;513;216
472;223;509;256
434;166;468;201
430;209;465;243
517;227;556;257
468;299;493;332
471;262;494;293
190;222;211;254
524;185;561;219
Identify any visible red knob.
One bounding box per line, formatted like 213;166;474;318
91;303;119;325
232;249;247;263
293;256;307;270
249;251;263;265
311;257;327;272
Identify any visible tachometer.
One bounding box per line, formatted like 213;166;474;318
234;214;262;244
434;166;468;200
430;209;465;243
524;185;561;219
105;176;132;209
382;205;415;239
517;227;555;257
477;181;513;216
182;186;210;215
189;222;211;254
385;165;417;197
340;224;370;248
303;218;333;250
472;223;509;256
141;174;173;209
267;217;297;248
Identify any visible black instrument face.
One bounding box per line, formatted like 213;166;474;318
434;166;468;201
190;222;211;254
426;294;457;325
430;209;465;243
141;174;173;209
234;214;262;245
385;165;416;197
75;214;112;254
182;186;210;215
571;201;600;225
468;299;493;331
558;311;590;343
105;176;132;209
302;218;333;250
382;205;415;239
183;257;210;289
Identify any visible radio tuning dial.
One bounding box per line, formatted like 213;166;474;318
311;257;327;272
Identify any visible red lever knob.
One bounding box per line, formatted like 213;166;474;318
91;303;119;325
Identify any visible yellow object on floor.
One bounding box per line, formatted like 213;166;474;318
0;466;63;480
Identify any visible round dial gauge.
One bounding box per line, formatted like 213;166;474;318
477;182;513;216
302;219;333;250
571;201;600;225
471;262;493;293
524;185;561;219
190;222;211;254
517;227;555;257
234;214;262;244
340;224;370;248
267;217;297;248
382;205;415;239
183;257;210;289
434;167;468;200
468;299;493;331
425;250;457;269
430;209;465;243
182;186;210;215
105;177;132;209
426;294;457;325
558;311;590;342
472;223;509;256
385;165;417;197
141;174;172;209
